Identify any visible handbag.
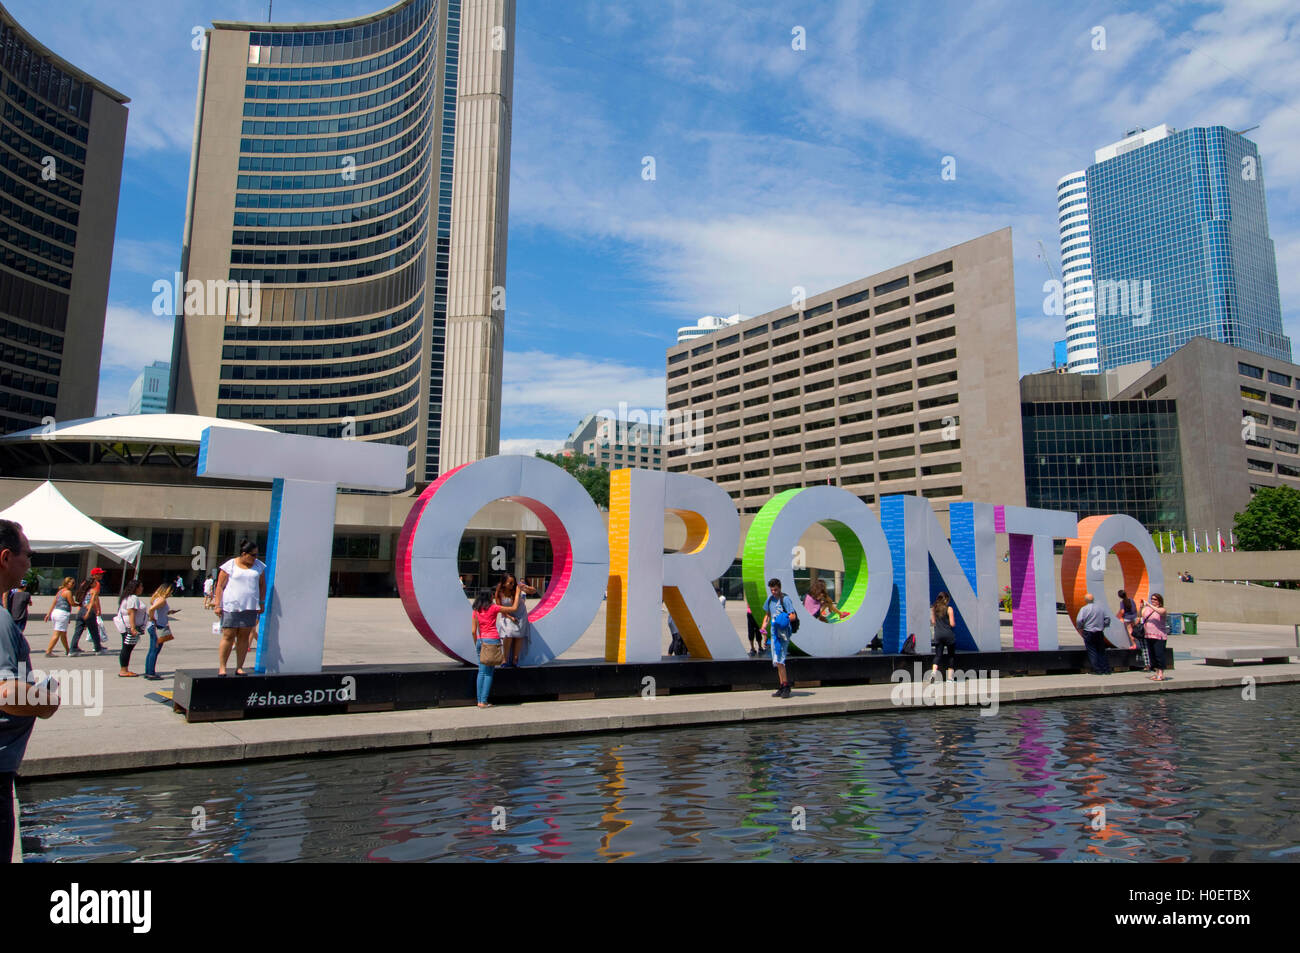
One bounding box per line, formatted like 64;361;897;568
478;640;504;666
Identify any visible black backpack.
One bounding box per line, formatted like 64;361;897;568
900;633;917;655
868;634;883;652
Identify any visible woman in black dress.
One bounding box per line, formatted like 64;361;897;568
928;591;957;683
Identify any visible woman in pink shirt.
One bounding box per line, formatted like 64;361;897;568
1138;593;1170;681
471;587;522;708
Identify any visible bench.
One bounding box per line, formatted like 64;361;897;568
1199;647;1297;666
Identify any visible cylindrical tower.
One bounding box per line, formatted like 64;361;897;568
1057;170;1097;373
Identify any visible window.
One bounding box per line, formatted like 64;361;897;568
1270;393;1294;408
774;387;800;401
914;261;954;282
744;359;770;373
772;351;800;366
917;348;956;366
877;358;912;375
744;412;769;426
877;402;913;418
838;349;872;366
840;370;871;385
1246;458;1274;472
921;439;960;453
919;415;957;432
744;394;769;407
878;423;915;438
772;315;799;331
839;411;871;425
745;468;771;479
805;397;835;412
804;320;834;337
840;430;872;445
880;468;916;481
877;381;913;397
837;308;870;327
919;393;958;409
805;302;832;319
691;342;713;356
916;303;955;323
916;326;956;345
874;275;909;296
842;472;874;485
1276;439;1299;455
1143;376;1167;397
875;339;911;357
1272;417;1297;432
921;462;962;476
718;333;740;347
1238;362;1264;379
879;446;914;460
836;289;869;308
716;350;738;364
805;437;835;450
841;451;873;464
1244;436;1271;449
874;297;909;315
1280;464;1300;478
840;328;871;345
743;325;768;339
914;282;954;302
773;405;801;420
918;371;958;388
668;352;687;365
922;485;962;498
876;317;911;335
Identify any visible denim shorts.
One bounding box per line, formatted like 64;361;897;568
770;629;791;666
221;609;259;630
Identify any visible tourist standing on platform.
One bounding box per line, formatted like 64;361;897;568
1138;594;1169;682
0;519;59;862
144;584;177;681
44;577;75;656
471;586;522;708
114;579;148;677
1117;589;1147;670
1075;593;1112;675
760;578;797;698
69;569;105;655
495;574;537;669
213;539;266;676
929;591;957;683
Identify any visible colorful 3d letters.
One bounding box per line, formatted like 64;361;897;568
198;426;408;673
397;454;609;665
203;436;1166;670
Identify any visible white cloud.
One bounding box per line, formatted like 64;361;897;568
501;349;666;437
99;304;176;372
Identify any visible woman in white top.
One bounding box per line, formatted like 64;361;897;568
212;538;266;676
115;578;148;677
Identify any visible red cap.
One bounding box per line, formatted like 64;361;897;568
90;568;105;576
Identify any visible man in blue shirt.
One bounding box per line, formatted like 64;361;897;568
1074;592;1113;676
0;519;60;862
760;577;797;698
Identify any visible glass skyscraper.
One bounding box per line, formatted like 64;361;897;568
171;0;514;487
1058;124;1290;374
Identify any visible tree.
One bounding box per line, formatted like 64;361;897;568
536;452;609;509
1232;485;1300;551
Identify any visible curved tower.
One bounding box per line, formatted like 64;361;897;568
1057;170;1097;373
0;3;128;434
171;0;513;487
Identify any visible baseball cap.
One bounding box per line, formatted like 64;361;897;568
90;567;105;576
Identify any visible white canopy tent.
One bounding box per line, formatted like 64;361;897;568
0;480;142;568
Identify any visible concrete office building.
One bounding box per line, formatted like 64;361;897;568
1112;337;1300;532
664;229;1025;514
0;3;128;434
127;360;170;415
1059;124;1290;374
170;0;514;487
564;413;664;471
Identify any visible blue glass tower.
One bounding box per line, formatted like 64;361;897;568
1082;125;1290;371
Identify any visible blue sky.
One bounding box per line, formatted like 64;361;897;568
14;0;1300;453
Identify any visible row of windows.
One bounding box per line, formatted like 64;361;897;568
242;61;429;120
2;79;88;144
2;99;86;164
0;164;78;226
244;9;432;83
240;75;428;138
0;142;80;207
0;387;54;420
0;25;95;121
222;336;421;383
237;122;426;175
238;98;432;157
231;169;425;228
0;364;57;397
245;34;428;102
235;136;428;193
0;188;76;249
231;207;427;266
229;231;425;284
0;233;70;287
234;147;429;209
217;377;420;419
0;338;60;377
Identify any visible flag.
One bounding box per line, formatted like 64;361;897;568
1230;530;1236;553
1181;531;1187;553
1193;530;1199;553
1158;534;1164;553
1217;529;1224;553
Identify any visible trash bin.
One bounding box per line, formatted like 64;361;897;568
1182;612;1198;635
1170;613;1183;635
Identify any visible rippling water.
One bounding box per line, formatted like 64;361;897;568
18;688;1300;862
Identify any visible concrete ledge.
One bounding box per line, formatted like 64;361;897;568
19;663;1300;779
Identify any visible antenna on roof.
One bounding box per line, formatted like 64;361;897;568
1234;125;1260;135
268;2;273;22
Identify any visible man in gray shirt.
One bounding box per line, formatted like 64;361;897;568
0;519;60;861
1075;592;1112;675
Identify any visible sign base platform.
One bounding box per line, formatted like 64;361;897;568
171;647;1156;722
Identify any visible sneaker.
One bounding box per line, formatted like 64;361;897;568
771;684;785;697
780;683;792;698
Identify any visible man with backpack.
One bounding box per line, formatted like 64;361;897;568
759;578;798;698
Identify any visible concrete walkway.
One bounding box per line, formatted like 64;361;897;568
16;596;1300;779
